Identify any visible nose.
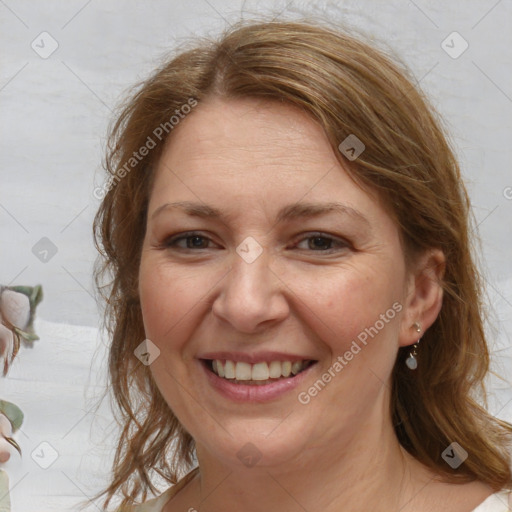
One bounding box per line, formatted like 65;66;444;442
211;247;290;334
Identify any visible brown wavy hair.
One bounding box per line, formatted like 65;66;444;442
92;19;512;509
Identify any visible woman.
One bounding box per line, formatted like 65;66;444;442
93;20;512;512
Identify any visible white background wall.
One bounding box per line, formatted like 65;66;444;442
0;1;511;510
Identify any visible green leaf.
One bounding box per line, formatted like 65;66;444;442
0;400;24;431
12;327;39;342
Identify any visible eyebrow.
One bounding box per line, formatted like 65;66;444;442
150;200;369;226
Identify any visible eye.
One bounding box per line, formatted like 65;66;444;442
162;232;216;250
160;231;349;253
294;233;349;252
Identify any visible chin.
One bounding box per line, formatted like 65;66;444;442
195;417;314;470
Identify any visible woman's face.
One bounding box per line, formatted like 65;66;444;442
139;97;417;468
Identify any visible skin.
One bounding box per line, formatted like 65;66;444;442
138;97;493;512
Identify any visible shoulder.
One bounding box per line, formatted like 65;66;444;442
471;489;512;512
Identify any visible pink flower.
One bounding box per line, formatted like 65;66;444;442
0;414;13;463
0;290;30;331
0;324;13;361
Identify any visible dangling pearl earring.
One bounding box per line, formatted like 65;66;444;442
406;322;422;370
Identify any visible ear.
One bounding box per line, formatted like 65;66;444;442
398;248;446;348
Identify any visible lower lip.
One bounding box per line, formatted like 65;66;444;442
200;361;317;403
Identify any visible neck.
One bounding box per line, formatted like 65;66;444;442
192;408;429;511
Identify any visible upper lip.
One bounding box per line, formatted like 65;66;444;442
198;351;316;364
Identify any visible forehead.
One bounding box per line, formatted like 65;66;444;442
163;97;333;172
149;97;389;227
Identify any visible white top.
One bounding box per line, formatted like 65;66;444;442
124;471;512;512
0;470;11;512
128;491;512;512
472;491;512;512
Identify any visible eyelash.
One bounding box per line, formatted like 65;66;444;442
161;231;350;253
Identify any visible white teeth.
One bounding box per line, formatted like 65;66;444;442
269;361;282;378
210;359;310;381
252;362;270;380
224;360;236;379
215;359;225;377
291;361;303;375
281;361;292;377
235;362;252;380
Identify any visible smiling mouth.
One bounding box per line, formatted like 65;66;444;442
202;359;317;385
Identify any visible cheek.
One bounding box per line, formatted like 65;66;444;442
287;262;403;355
138;259;200;343
138;256;227;358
